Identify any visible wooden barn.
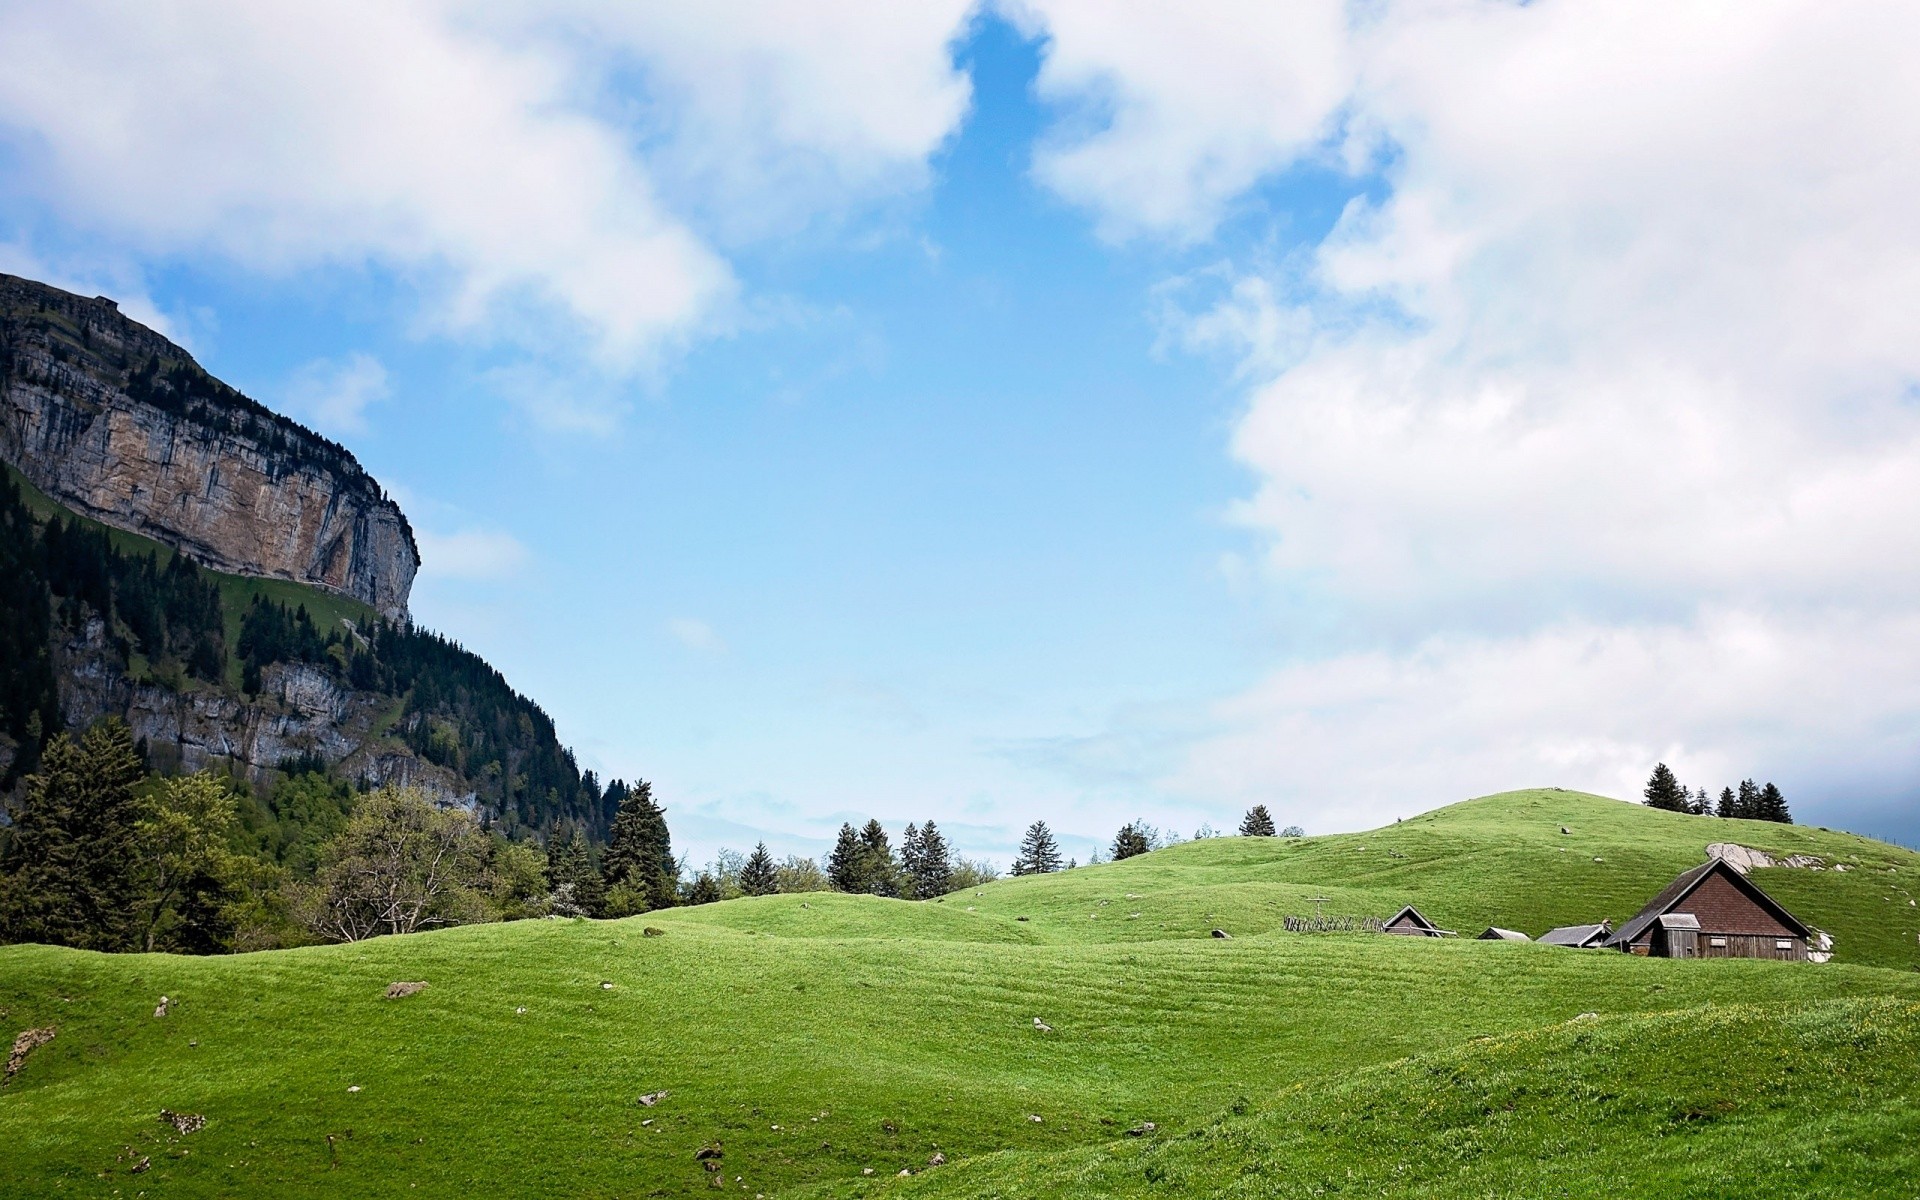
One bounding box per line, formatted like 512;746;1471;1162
1604;858;1812;960
1384;905;1454;937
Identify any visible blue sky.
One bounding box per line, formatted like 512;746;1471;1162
3;2;1917;863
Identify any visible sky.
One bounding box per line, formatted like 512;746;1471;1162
2;1;1918;866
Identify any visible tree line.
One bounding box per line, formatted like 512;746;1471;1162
1643;763;1792;823
0;473;604;838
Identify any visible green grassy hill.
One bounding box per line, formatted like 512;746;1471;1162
3;790;1917;1197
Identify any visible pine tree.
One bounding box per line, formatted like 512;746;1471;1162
910;820;953;899
1736;779;1760;820
900;823;924;890
1716;786;1737;819
1012;820;1063;875
1238;805;1277;837
686;872;722;905
827;823;864;892
603;780;675;911
1111;821;1151;860
859;820;899;897
1642;763;1689;812
0;719;146;951
546;825;605;917
739;842;779;896
1757;782;1791;824
1690;787;1712;816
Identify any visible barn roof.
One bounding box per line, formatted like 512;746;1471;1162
1478;926;1530;941
1538;922;1610;947
1605;858;1811;948
1385;904;1455;935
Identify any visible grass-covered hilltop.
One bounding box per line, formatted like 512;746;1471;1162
4;788;1919;1198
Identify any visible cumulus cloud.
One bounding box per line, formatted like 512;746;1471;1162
1022;1;1920;826
415;528;531;582
0;1;980;367
283;353;390;437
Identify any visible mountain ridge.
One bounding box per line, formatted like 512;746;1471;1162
0;273;417;620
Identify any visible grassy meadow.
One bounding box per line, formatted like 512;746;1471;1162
3;790;1918;1197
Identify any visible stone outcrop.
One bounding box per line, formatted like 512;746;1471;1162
0;274;417;620
1706;843;1827;874
56;615;469;805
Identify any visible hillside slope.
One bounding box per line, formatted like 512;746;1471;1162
906;790;1920;970
879;996;1920;1200
4;792;1920;1198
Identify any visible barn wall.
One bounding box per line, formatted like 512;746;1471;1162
1700;934;1807;961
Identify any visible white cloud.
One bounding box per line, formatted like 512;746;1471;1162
283;352;390;437
1024;2;1920;827
415;528;530;581
0;1;982;367
1007;0;1351;240
1171;610;1920;834
667;618;725;653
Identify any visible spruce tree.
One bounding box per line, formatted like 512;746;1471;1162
603;780;675;910
900;823;925;890
1111;821;1152;861
739;842;779;896
0;719;146;951
910;820;953;899
1736;779;1760;820
1238;805;1277;837
826;823;864;892
1758;782;1791;824
1642;763;1688;812
1716;786;1738;819
1012;820;1063;875
858;819;899;897
546;825;605;917
686;872;722;905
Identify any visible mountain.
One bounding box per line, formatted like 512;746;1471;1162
0;274;415;620
0;274;609;839
0;791;1914;1196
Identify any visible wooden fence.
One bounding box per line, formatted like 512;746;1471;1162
1282;914;1386;934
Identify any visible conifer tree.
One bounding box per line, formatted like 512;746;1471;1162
1012;820;1063;875
858;819;899;896
739;842;779;896
0;719;146;951
1757;782;1791;824
909;820;953;899
1642;763;1689;812
603;780;675;910
827;823;864;892
685;872;722;905
1736;779;1761;820
1716;786;1738;819
1238;805;1277;837
1111;821;1152;861
900;822;924;887
546;824;605;917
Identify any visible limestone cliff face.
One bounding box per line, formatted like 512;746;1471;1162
0;274;418;620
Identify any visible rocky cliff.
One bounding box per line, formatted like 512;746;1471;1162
0;274;417;620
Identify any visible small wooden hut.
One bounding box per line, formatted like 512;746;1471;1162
1477;926;1530;942
1604;859;1811;960
1538;922;1610;948
1384;905;1454;937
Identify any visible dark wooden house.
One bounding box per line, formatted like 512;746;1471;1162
1384;905;1454;937
1604;858;1811;960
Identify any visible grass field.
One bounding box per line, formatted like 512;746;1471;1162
3;791;1917;1197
